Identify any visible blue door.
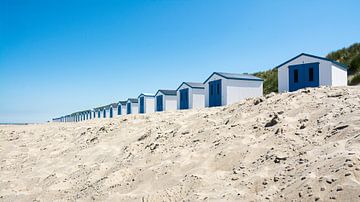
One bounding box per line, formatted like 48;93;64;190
209;79;222;107
110;108;113;118
156;95;163;111
98;111;100;118
139;97;145;113
289;62;319;92
118;106;121;115
180;88;189;110
103;110;106;118
127;103;131;114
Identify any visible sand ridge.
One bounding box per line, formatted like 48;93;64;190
1;86;360;201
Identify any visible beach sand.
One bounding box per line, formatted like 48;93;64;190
1;86;360;201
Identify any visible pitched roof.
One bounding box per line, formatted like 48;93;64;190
109;103;118;108
127;98;138;103
176;82;205;91
275;53;348;70
138;93;155;98
118;101;127;105
203;72;263;84
156;89;177;96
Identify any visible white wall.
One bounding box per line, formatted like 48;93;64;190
145;97;155;113
278;55;334;92
132;103;139;114
224;79;263;105
165;95;177;111
104;109;109;118
192;88;205;109
331;65;348;86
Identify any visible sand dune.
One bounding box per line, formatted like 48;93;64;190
1;86;360;201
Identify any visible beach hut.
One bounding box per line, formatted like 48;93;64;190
276;53;348;92
126;98;139;114
117;101;127;116
155;90;177;112
108;103;118;118
138;93;155;114
176;82;205;110
103;106;110;118
203;72;263;107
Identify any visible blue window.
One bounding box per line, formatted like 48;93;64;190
156;95;163;111
209;79;222;107
289;62;319;92
127;103;131;114
309;68;314;81
180;88;189;110
139;97;145;114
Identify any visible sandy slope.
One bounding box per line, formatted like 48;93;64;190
1;86;360;201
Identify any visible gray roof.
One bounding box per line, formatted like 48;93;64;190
203;72;263;83
110;103;118;108
138;93;155;98
176;82;204;91
127;98;138;103
118;101;127;105
156;89;177;96
185;82;205;88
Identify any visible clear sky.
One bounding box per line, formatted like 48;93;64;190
1;0;359;123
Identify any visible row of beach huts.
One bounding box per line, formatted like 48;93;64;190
53;53;348;122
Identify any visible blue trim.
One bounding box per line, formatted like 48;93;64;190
139;96;145;114
288;63;320;92
209;79;222;107
156;95;163;111
275;53;348;70
203;72;264;84
179;88;189;110
109;107;113;118
176;82;205;91
127;103;131;114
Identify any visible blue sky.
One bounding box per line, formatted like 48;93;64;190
1;0;359;123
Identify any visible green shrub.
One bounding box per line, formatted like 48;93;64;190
350;74;360;85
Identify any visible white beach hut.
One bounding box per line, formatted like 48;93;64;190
103;105;111;118
138;93;155;114
108;103;117;118
155;90;177;112
203;72;263;107
276;53;348;92
126;98;139;115
117;101;127;116
176;82;205;110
